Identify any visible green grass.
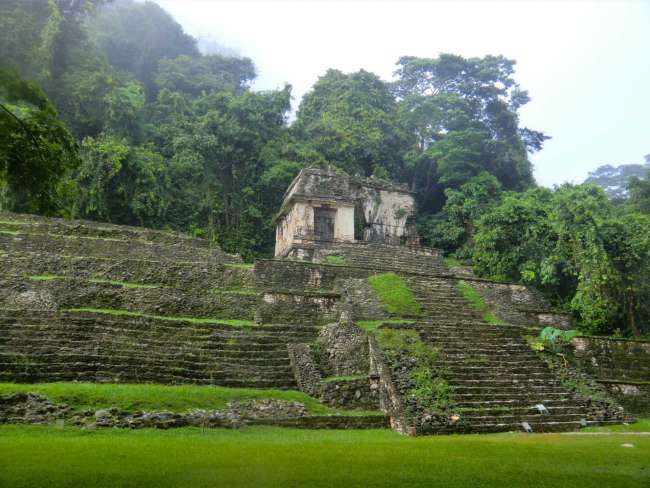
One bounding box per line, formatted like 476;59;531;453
225;263;255;269
0;229;20;235
64;308;256;327
456;282;499;324
28;274;62;281
88;279;160;289
0;219;30;225
356;319;416;331
323;254;346;265
444;256;463;267
210;288;258;296
368;272;422;316
0;382;380;416
0;426;648;488
322;375;367;383
28;276;160;289
583;419;650;433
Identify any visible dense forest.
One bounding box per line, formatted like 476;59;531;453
1;0;649;336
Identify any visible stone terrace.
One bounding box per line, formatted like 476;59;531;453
0;212;328;390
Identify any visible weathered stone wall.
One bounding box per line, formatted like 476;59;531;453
0;392;388;430
257;291;339;325
316;322;369;377
568;336;650;415
3;254;254;289
337;278;387;321
255;259;371;291
368;335;412;435
569;337;650;382
0;231;234;264
320;378;379;410
0;277;258;319
287;343;322;396
465;279;572;329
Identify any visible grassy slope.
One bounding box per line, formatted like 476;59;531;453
368;272;422;316
0;426;648;488
456;281;499;324
0;383;379;417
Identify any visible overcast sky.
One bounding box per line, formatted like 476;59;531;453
155;0;649;187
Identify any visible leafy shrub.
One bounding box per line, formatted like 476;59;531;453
376;328;454;413
531;327;579;353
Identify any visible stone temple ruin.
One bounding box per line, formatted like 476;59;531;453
0;169;648;433
275;167;418;257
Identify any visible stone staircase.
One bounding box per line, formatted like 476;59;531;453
397;270;619;433
0;311;319;388
406;275;486;324
0;212;323;390
416;323;598;433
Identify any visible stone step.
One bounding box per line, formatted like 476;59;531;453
455;397;578;408
424;420;597;435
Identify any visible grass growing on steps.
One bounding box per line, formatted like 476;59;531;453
456;282;499;325
323;254;346;265
0;383;381;417
88;279;160;289
322;375;367;383
28;276;161;289
29;274;62;281
368;273;422;316
582;419;650;433
64;308;256;327
225;263;255;269
443;256;463;267
356;319;416;332
1;426;648;488
210;288;258;296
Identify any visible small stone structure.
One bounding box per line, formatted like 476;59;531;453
274;167;416;257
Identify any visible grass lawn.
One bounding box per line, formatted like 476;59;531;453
584;418;650;433
0;425;648;488
0;382;379;417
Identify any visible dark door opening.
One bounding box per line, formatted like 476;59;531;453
314;207;336;241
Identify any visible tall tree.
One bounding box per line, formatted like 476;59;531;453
293;69;410;179
0;68;79;214
394;54;547;212
87;0;199;97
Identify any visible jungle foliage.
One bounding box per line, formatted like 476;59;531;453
0;0;648;335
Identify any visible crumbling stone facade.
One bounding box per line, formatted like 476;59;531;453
275;167;416;256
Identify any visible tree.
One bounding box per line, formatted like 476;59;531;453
293;69;410;179
155;54;256;97
472;183;650;336
584;161;650;200
0;68;79;214
419;172;502;254
73;134;167;227
147;85;292;258
393;54;547;212
628;169;650;214
87;0;199;97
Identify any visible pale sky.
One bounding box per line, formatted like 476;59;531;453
155;0;650;187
